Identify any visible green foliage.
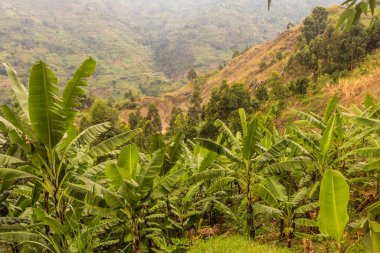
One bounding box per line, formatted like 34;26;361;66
2;8;380;248
80;98;128;142
317;170;349;244
255;85;269;102
200;81;252;138
288;10;380;81
185;82;203;139
146;104;163;133
302;7;329;42
288;78;310;95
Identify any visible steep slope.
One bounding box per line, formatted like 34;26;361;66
132;10;380;130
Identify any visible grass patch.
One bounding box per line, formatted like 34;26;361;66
188;235;292;253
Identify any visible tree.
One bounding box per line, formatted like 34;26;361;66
255;85;269;102
146;104;162;133
187;69;197;81
302;7;328;43
201;82;251;138
185;82;202;139
289;78;309;95
267;72;286;101
128;109;143;130
268;0;377;30
367;17;380;51
168;107;185;136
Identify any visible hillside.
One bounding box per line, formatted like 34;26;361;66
130;25;301;127
0;0;338;100
131;7;380;130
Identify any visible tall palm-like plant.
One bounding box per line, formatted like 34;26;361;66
69;143;186;252
255;177;319;247
0;60;134;251
196;109;305;239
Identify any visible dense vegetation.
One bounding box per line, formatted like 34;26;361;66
2;52;380;252
2;1;380;253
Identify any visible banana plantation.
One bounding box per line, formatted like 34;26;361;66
2;58;380;252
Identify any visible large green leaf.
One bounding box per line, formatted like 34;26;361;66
354;147;380;158
0;231;46;244
207;176;235;194
117;144;139;180
252;184;278;206
3;63;29;120
198;148;218;172
323;94;338;123
0;168;37;181
28;61;65;148
62;57;96;126
365;201;380;220
0;168;37;192
59;122;110;157
34;208;66;235
138;150;164;192
349;115;380;129
0;114;20;133
364;160;380;171
267;159;312;173
317;169;349;242
88;131;134;158
195;138;241;163
105;163;126;188
150;167;187;199
0;154;24;166
239;108;247;136
215;119;240;148
242;119;260;160
73;176;124;209
82;159;116;178
2;105;26;133
364;220;380;251
265;177;287;202
320;115;336;158
188;169;234;184
296;111;326;130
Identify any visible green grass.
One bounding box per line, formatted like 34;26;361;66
188;235;292;253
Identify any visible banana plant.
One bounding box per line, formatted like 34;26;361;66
254;177;318;247
289;95;371;190
360;200;380;253
195;108;307;239
317;169;350;253
0;59;135;251
344;100;380;201
69;143;186;253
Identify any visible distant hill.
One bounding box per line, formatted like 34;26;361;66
0;0;338;100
